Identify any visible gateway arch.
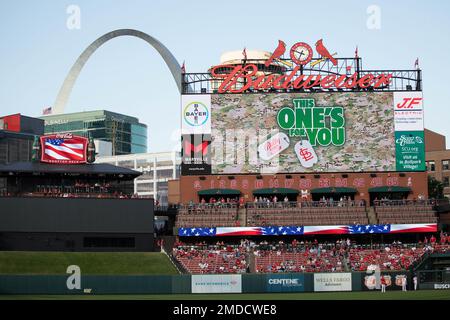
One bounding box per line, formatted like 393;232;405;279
52;29;182;114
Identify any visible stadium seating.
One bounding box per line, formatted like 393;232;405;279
255;246;345;273
173;243;248;274
172;240;450;274
374;202;438;224
246;203;368;226
348;246;423;271
175;204;239;228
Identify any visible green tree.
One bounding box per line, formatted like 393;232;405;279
428;176;444;199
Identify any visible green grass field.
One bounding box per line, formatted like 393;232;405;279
1;290;449;300
0;251;178;275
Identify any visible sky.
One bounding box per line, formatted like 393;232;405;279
1;0;450;152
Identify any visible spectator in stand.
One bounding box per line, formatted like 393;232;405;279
440;233;447;245
239;196;245;208
430;235;437;244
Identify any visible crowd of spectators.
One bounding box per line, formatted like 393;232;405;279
173;240;250;274
254;238;349;273
347;234;450;271
172;235;450;274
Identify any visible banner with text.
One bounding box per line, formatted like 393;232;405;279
314;273;352;292
191;274;242;293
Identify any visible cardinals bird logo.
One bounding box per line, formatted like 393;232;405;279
315;39;337;66
265;40;286;67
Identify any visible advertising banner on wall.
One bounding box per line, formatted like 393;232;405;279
395;131;425;171
181;134;211;175
394;92;424;131
40;134;88;164
313;273;352;292
191;275;242;293
363;272;409;291
266;274;305;292
181;95;211;134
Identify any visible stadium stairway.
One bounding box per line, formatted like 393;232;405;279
248;248;256;273
367;207;378;224
238;207;247;227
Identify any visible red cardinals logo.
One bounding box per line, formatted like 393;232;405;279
265;40;286;67
315;39;337;66
265;39;338;67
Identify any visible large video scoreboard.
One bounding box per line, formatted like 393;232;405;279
180;92;424;176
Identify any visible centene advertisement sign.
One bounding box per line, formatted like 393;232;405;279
314;273;352;292
191;275;242;293
266;274;305;292
181;95;211;134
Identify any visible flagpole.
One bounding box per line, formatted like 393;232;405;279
242;48;247;91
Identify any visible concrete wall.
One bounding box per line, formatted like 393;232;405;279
178;172;428;204
0;197;154;251
425;129;446;152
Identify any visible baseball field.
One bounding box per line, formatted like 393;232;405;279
1;252;449;300
1;290;449;300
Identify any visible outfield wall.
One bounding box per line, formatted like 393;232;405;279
0;197;154;251
0;272;434;295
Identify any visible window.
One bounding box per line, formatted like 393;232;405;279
443;177;450;187
443;160;450;171
427;161;436;172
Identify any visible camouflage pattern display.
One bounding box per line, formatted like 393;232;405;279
211;92;395;174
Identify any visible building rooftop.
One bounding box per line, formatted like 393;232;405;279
0;161;141;178
39;110;144;126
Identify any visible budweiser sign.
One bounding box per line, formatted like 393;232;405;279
211;64;392;93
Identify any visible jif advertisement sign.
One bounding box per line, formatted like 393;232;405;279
393;92;425;171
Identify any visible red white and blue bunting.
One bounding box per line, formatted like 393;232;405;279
178;223;437;237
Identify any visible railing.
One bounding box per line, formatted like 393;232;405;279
246;200;366;209
373;199;436;207
182;57;422;94
0;192;143;199
178;203;240;210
